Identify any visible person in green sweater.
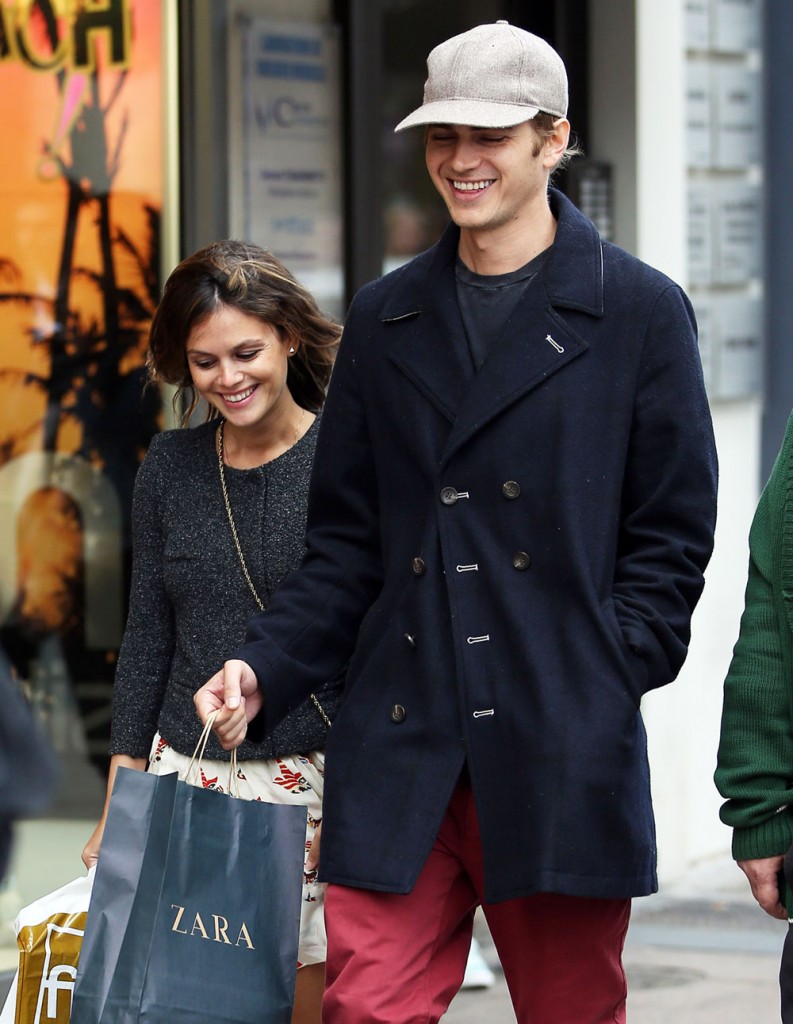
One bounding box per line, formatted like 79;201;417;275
716;412;793;1020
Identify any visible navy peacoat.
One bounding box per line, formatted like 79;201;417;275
237;189;718;903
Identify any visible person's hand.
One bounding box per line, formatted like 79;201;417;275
738;855;788;919
81;819;105;869
194;659;263;750
81;755;147;869
305;821;322;876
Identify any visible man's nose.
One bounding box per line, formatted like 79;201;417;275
448;138;480;170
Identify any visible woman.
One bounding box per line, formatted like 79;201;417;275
82;240;342;1024
716;410;793;1022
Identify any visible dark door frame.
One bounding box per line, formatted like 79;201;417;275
337;0;589;308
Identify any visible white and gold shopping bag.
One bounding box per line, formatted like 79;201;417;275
0;871;93;1024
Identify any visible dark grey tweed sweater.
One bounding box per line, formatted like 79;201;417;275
109;416;341;762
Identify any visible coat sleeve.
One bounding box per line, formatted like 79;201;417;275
109;438;175;757
612;283;718;692
715;415;793;861
232;292;386;733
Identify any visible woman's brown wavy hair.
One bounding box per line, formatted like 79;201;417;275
147;240;341;425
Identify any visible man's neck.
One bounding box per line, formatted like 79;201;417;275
457;200;558;276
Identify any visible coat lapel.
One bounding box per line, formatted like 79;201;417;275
440;284;589;465
381;190;605;446
383;228;473;424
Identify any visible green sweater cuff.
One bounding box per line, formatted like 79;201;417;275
731;809;793;861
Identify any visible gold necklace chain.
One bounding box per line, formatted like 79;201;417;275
216;418;331;729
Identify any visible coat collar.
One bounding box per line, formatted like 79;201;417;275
378;188;605;323
380;189;602;451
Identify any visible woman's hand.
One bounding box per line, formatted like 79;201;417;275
305;821;322;876
81;819;106;870
81;754;146;868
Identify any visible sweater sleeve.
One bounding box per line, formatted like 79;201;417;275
612;283;718;693
109;437;175;758
231;292;385;732
715;415;793;860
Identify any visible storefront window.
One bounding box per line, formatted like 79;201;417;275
0;0;167;819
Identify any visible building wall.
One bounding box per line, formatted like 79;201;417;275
590;0;763;884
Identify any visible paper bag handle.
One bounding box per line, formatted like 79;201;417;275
186;710;239;797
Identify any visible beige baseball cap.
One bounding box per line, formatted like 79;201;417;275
394;21;568;133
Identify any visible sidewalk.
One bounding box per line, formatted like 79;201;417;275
445;857;786;1022
0;840;786;1022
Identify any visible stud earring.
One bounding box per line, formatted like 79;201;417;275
288;347;296;354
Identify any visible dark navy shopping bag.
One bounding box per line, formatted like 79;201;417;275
71;765;306;1024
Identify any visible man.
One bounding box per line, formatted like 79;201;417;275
196;22;717;1022
715;414;793;1022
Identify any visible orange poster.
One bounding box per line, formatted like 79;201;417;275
0;0;164;763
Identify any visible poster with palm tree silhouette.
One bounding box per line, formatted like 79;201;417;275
0;0;164;797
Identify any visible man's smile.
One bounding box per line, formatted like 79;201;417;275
451;179;495;192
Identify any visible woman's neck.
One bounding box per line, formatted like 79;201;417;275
219;406;314;469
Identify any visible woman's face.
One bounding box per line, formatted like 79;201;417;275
185;305;293;429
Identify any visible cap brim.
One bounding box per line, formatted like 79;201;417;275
394;99;541;133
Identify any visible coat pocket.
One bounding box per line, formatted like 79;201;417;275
600;598;649;706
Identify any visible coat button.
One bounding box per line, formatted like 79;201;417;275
440;486;458;505
512;551;531;570
502;480;521;499
403;632;417;648
391;704;406;723
411;556;426;576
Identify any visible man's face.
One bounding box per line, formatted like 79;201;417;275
424;121;557;237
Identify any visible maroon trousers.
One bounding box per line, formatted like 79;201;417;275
322;773;630;1023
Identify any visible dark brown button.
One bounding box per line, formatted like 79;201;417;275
440;486;458;505
502;480;521;499
391;704;406;723
411;557;426;576
512;551;531;570
403;632;417;648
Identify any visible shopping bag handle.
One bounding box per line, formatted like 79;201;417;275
186;711;239;797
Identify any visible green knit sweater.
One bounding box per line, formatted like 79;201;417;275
716;412;793;910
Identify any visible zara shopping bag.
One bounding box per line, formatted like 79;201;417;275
71;756;306;1024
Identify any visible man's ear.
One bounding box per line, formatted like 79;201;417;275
543;118;571;170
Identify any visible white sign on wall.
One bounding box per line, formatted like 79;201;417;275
685;0;711;49
241;19;343;314
713;65;761;168
686;62;713;168
692;297;715;392
712;0;761;52
713;294;763;398
687;183;714;287
712;181;762;284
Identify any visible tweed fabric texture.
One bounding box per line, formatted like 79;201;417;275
110;416;341;762
395;21;568;132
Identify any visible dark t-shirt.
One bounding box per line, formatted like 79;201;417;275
455;248;550;370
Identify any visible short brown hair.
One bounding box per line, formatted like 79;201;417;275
148;240;340;424
530;112;583;170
